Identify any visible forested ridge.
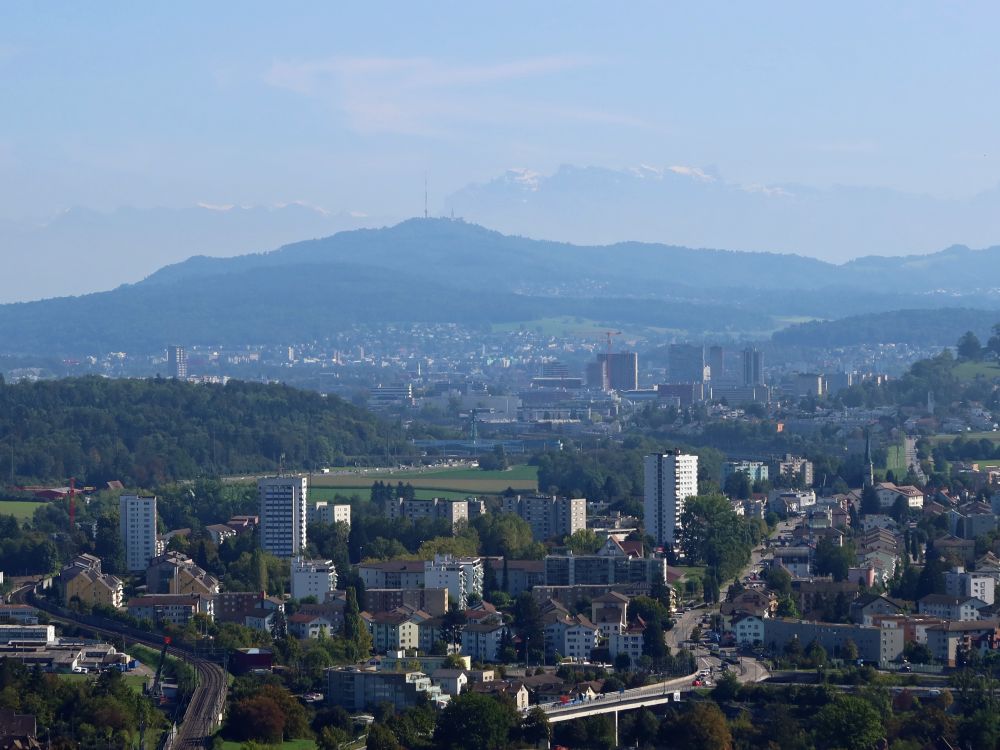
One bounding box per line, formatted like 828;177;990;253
0;376;387;486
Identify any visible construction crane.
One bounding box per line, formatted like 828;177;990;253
67;477;77;532
603;330;623;357
149;636;172;703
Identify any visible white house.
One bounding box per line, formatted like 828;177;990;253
291;557;337;602
733;614;766;647
918;594;988;622
608;621;645;668
461;621;507;662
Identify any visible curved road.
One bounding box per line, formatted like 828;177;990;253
15;584;227;749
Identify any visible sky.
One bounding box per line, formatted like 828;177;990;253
3;3;1000;241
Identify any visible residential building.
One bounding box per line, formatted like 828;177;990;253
307;501;351;527
544;548;667;588
383;497;471;529
119;495;158;572
874;482;925;510
288;613;337;640
925;620;1000;666
773;455;814;487
326;668;444;711
365;588;449;617
774;547;812;578
258;476;308;558
945;566;996;605
213;592;283;624
499;495;586;542
461;621;508;662
431;669;468;696
543;611;599;662
127;594;213;626
918;594;988;621
60;555;123;609
424;555;484;609
608;620;645;668
291;557;338;602
733;614;766;647
0;604;40;625
643;452;699;547
486;559;545;598
167;345;187;379
358;561;426;591
722;461;769;485
146;551;219;596
204;524;236;546
763;618;904;664
590;591;630;639
849;594;905;625
364;609;425;653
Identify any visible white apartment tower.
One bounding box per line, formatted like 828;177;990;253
644;452;698;548
119;494;158;572
259;476;308;558
291;557;338;602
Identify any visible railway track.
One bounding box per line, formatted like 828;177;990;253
15;584;227;749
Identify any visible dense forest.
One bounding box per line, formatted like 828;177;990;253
0;376;390;486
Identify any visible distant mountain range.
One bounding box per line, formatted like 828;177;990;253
0;204;388;303
2;218;1000;355
446;164;1000;262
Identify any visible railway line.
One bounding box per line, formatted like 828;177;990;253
14;584;227;749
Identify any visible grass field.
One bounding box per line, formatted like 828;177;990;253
310;465;538;495
927;431;1000;444
219;740;317;750
59;672;147;692
954;361;1000;380
885;442;908;477
0;500;46;520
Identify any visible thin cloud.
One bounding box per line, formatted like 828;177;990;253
263;54;641;136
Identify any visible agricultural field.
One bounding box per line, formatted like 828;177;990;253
0;500;47;520
310;464;538;496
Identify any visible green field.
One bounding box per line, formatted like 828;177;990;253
954;361;1000;380
310;465;538;495
927;431;1000;444
219;740;317;750
59;672;147;692
0;500;47;520
885;442;908;476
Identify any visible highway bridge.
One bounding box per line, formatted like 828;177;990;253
538;674;693;745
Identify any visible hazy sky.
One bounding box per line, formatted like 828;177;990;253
3;3;1000;223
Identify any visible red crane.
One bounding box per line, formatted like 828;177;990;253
68;477;77;531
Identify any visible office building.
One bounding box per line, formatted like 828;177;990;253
668;344;707;383
596;352;638;391
258;476;308;558
743;348;764;387
119;494;158;572
499;495;586;542
291;557;338;602
167;345;187;379
643;452;698;547
708;346;725;381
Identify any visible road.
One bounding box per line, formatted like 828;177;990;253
904;436;927;483
15;584;227;749
665;519;787;681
